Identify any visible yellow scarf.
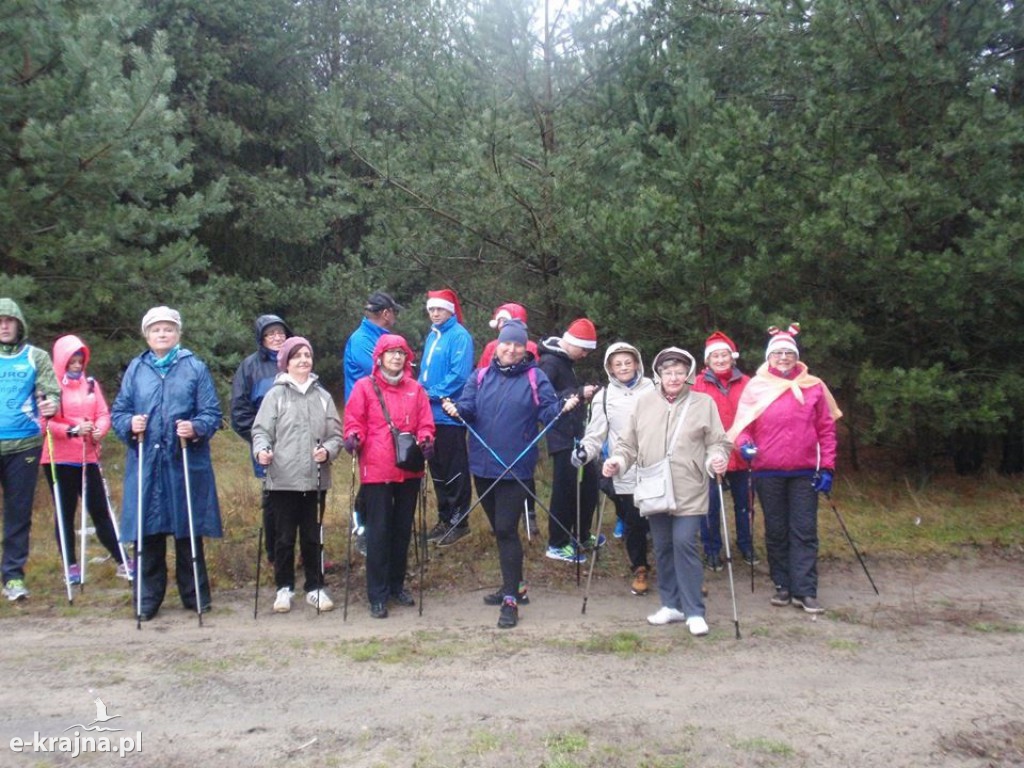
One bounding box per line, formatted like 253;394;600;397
727;361;842;442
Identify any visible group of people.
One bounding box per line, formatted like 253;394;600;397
0;292;841;633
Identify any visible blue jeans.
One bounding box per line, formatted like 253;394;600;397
700;471;753;558
756;475;819;598
647;514;704;618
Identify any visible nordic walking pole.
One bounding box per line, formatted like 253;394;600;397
581;492;607;614
179;435;204;627
315;439;326;617
79;438;88;590
748;468;756;593
343;454;356;622
825;492;879;595
417;476;426;617
447;409;582;549
46;427;74;604
254;472;266;620
575;439;582;588
717;475;741;639
135;431;145;629
94;444;131;577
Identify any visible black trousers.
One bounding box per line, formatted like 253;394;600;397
756;475;820;598
362;480;418;604
611;491;649;571
268;490;323;593
45;463;124;566
546;449;599;549
136;534;210;616
475;476;527;597
428;424;471;528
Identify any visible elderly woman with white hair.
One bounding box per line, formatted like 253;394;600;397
603;347;731;636
111;306;223;622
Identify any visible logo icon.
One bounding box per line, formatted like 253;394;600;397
63;696;122;733
8;691;141;758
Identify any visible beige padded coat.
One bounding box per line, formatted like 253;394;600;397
608;386;732;517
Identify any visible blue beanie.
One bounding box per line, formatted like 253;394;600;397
497;318;528;345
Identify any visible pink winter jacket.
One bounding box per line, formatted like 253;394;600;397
344;334;435;484
732;368;837;473
42;335;111;465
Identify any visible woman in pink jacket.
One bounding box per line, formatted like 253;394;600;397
728;324;842;614
42;335;130;583
344;334;435;619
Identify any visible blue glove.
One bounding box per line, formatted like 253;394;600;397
813;470;833;494
739;443;758;463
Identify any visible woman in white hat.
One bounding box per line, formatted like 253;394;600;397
111;306;223;621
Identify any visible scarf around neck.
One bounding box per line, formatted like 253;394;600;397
727;361;842;441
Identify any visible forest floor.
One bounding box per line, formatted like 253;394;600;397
0;547;1022;768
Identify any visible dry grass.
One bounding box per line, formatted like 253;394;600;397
16;433;1024;607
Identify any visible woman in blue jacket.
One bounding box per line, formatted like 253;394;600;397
443;320;577;629
111;307;223;621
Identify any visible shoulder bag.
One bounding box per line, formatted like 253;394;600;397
633;395;692;516
371;380;425;473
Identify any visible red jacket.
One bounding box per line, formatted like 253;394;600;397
692;365;749;472
42;335;110;465
344;334;435;484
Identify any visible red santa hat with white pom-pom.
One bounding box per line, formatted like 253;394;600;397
704;331;739;362
488;303;528;329
425;288;464;324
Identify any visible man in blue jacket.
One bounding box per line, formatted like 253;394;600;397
419;288;474;546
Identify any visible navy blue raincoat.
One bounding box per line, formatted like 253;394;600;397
111;349;223;541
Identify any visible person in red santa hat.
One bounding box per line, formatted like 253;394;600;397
538;317;602;563
476;303;539;369
692;330;756;569
419;288;475;546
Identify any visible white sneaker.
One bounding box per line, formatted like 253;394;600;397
647;606;686;625
306;589;334;612
686;615;709;636
273;587;293;613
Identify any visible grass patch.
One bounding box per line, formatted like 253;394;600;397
735;736;795;756
577;630;652;656
827;638;860;651
971;621;1024;634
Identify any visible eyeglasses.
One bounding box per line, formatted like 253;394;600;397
659;370;688;379
768;350;797;358
263;330;287;340
384;349;407;357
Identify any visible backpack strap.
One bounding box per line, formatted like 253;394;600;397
477;366;539;406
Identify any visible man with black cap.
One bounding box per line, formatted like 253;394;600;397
344;291;403;403
343;291;403;556
231;313;294;565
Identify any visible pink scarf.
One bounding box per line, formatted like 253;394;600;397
727;361;842;441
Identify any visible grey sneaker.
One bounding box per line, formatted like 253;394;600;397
436;525;469;547
2;579;28;602
770;587;791;606
793;595;825;614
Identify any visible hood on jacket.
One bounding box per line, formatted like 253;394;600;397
53;335;90;378
652;347;697;386
602;341;645;385
254;314;293;348
0;298;27;345
372;333;416;380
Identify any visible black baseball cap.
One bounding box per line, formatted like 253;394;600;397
364;291;403;313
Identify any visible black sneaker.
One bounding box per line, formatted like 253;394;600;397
436;526;469;547
483;589;529;606
391;589;415;607
770;587;791;606
793;595;825;614
425;521;450;542
705;554;724;572
370;602;388;619
497;597;518;629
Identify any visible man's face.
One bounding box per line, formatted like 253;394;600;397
427;307;453;325
262;324;287;352
564;343;590;361
0;316;19;344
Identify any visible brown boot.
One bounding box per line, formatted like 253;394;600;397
630;566;649;596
